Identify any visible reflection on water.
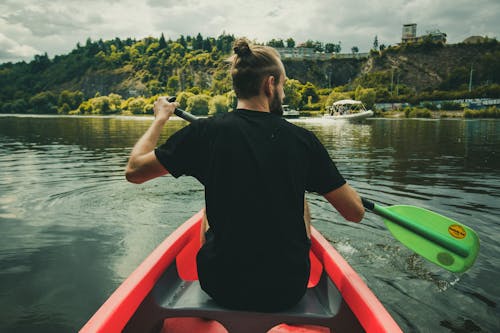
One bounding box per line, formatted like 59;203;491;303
1;115;499;332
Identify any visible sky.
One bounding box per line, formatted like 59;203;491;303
0;0;499;64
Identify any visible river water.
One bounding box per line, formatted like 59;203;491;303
0;115;499;332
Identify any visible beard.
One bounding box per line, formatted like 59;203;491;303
269;87;283;116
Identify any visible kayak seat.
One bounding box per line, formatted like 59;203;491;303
123;260;364;333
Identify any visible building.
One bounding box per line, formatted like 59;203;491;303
402;24;417;43
274;47;368;60
401;23;447;44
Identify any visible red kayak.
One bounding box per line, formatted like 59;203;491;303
80;210;402;333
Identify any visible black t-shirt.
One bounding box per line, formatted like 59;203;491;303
155;109;346;311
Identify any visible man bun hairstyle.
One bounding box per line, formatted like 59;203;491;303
233;39;252;57
229;37;284;99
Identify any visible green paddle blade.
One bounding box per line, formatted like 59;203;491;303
373;204;479;273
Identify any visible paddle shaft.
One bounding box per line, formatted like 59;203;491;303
361;198;469;257
166;96;198;122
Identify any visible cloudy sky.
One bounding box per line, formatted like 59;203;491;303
1;0;499;64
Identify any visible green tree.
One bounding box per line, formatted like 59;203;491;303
159;33;167;49
91;96;112;114
58;90;84;110
128;97;147;114
267;39;285;48
209;95;229;114
108;93;123;111
284;79;302;108
373;35;379;51
324;91;352;110
355;86;377;109
286;38;295;48
194;33;204;50
166;75;180;95
300;82;319;105
186;94;210;115
58;103;71;114
30;91;58;114
351;46;359;54
176;91;195;109
226;91;238;110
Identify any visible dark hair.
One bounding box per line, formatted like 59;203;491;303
229;38;284;99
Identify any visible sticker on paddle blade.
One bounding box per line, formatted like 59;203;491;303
448;224;466;239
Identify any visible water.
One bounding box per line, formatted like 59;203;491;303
0;115;499;332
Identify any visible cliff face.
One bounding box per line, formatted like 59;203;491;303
283;58;364;88
282;42;499;93
365;42;500;92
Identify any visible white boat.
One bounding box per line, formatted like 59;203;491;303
282;105;300;118
324;99;374;121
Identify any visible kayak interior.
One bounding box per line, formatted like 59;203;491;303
80;210;401;333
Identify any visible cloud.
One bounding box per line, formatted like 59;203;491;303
0;0;499;64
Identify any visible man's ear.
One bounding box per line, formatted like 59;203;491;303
264;76;275;97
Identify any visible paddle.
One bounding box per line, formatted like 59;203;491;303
362;198;479;273
165;96;480;273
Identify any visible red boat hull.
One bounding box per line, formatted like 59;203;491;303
80;210;401;332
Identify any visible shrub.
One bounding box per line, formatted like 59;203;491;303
176;91;195;109
128;97;147;114
209;95;229;114
186;94;210;115
300;102;323;111
464;106;500;118
405;107;432;118
226;91;238;111
440;101;464;111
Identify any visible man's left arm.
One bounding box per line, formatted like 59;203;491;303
125;97;177;184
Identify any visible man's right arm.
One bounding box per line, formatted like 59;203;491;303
323;183;365;223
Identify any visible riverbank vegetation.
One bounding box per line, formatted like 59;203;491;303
0;33;499;118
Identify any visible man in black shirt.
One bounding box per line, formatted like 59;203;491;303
125;38;364;312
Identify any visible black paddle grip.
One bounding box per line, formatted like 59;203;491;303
361;197;375;211
166;96;198;123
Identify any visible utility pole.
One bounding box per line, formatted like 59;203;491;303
390;68;394;95
469;63;473;92
396;72;400;96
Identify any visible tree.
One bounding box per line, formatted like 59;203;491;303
373;35;379;51
209;95;229;114
128;97;147;114
325;43;341;53
159;33;168;49
176;91;195;109
203;38;213;52
58;90;84;110
186;94;210;115
166;75;180;95
194;33;204;50
267;39;285;48
178;35;187;48
324;91;352;110
300;82;319;105
30;91;57;114
351;46;359;54
286;38;295;48
108;93;123;110
226;91;238;110
355;86;377;109
284;79;302;108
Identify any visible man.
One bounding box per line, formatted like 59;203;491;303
125;38;364;312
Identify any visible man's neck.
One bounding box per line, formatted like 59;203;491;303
236;96;270;113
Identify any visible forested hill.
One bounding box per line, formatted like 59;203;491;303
0;33;499;115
